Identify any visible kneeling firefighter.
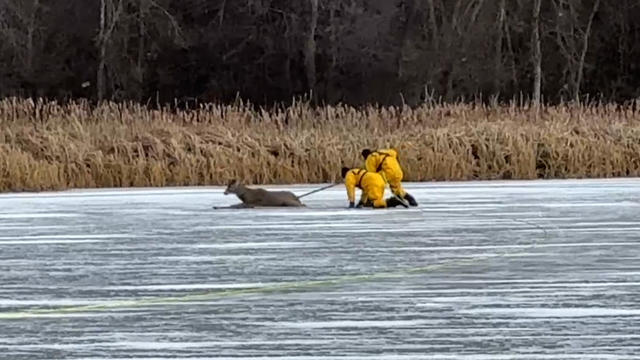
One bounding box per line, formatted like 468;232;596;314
361;148;418;206
341;167;407;208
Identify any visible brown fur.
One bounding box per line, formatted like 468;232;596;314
222;180;305;208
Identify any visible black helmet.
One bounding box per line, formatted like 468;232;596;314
361;149;372;159
341;167;350;178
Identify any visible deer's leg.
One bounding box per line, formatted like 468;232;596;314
230;203;253;209
213;203;253;209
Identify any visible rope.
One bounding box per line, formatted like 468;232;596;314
297;182;341;199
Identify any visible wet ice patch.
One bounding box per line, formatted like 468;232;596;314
0;239;106;245
0;212;81;219
0;234;130;240
0;299;107;306
0;312;132;319
99;283;278;291
270;320;436;328
460;307;640;318
0;233;130;245
194;241;318;249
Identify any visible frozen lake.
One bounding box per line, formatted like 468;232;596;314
1;179;639;359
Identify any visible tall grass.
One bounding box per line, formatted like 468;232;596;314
1;98;640;192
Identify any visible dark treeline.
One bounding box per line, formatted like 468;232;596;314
1;0;639;106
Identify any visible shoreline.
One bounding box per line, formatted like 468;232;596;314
2;177;640;197
2;99;640;193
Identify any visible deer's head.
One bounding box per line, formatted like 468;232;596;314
224;180;241;195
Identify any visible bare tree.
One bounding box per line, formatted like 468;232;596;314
426;0;439;52
532;0;543;112
97;0;124;101
304;0;318;95
96;0;184;100
494;0;506;95
0;0;42;84
397;0;420;79
551;0;601;102
25;0;40;77
135;0;149;99
574;0;601;102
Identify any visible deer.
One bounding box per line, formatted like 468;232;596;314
214;180;305;209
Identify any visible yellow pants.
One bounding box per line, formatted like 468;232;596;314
361;184;387;208
362;197;387;208
382;170;407;198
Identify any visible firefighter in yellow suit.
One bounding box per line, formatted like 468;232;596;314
341;167;407;208
361;148;418;206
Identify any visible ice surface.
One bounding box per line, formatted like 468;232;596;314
0;179;639;359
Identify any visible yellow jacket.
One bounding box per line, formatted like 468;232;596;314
344;168;385;204
364;148;403;182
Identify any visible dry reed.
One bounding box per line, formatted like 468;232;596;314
1;98;640;192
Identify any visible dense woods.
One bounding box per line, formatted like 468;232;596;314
1;0;639;106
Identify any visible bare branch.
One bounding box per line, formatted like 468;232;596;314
574;0;601;101
105;0;124;40
218;0;226;28
304;0;318;92
148;0;186;46
532;0;542;111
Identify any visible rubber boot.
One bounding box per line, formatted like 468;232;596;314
357;200;373;208
404;193;418;207
386;196;408;208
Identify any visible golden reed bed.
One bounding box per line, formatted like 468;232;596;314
1;98;640;192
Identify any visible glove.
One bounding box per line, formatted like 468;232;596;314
348;201;355;208
404;193;418;207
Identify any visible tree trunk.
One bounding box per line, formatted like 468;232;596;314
136;0;148;100
218;0;227;28
329;4;337;69
574;0;600;102
283;14;292;95
532;0;542;113
304;0;318;95
504;6;518;88
397;0;419;79
493;0;506;95
96;0;123;101
98;0;107;101
426;0;439;51
26;0;40;78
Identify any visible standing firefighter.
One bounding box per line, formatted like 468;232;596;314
341;167;407;208
361;148;418;206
